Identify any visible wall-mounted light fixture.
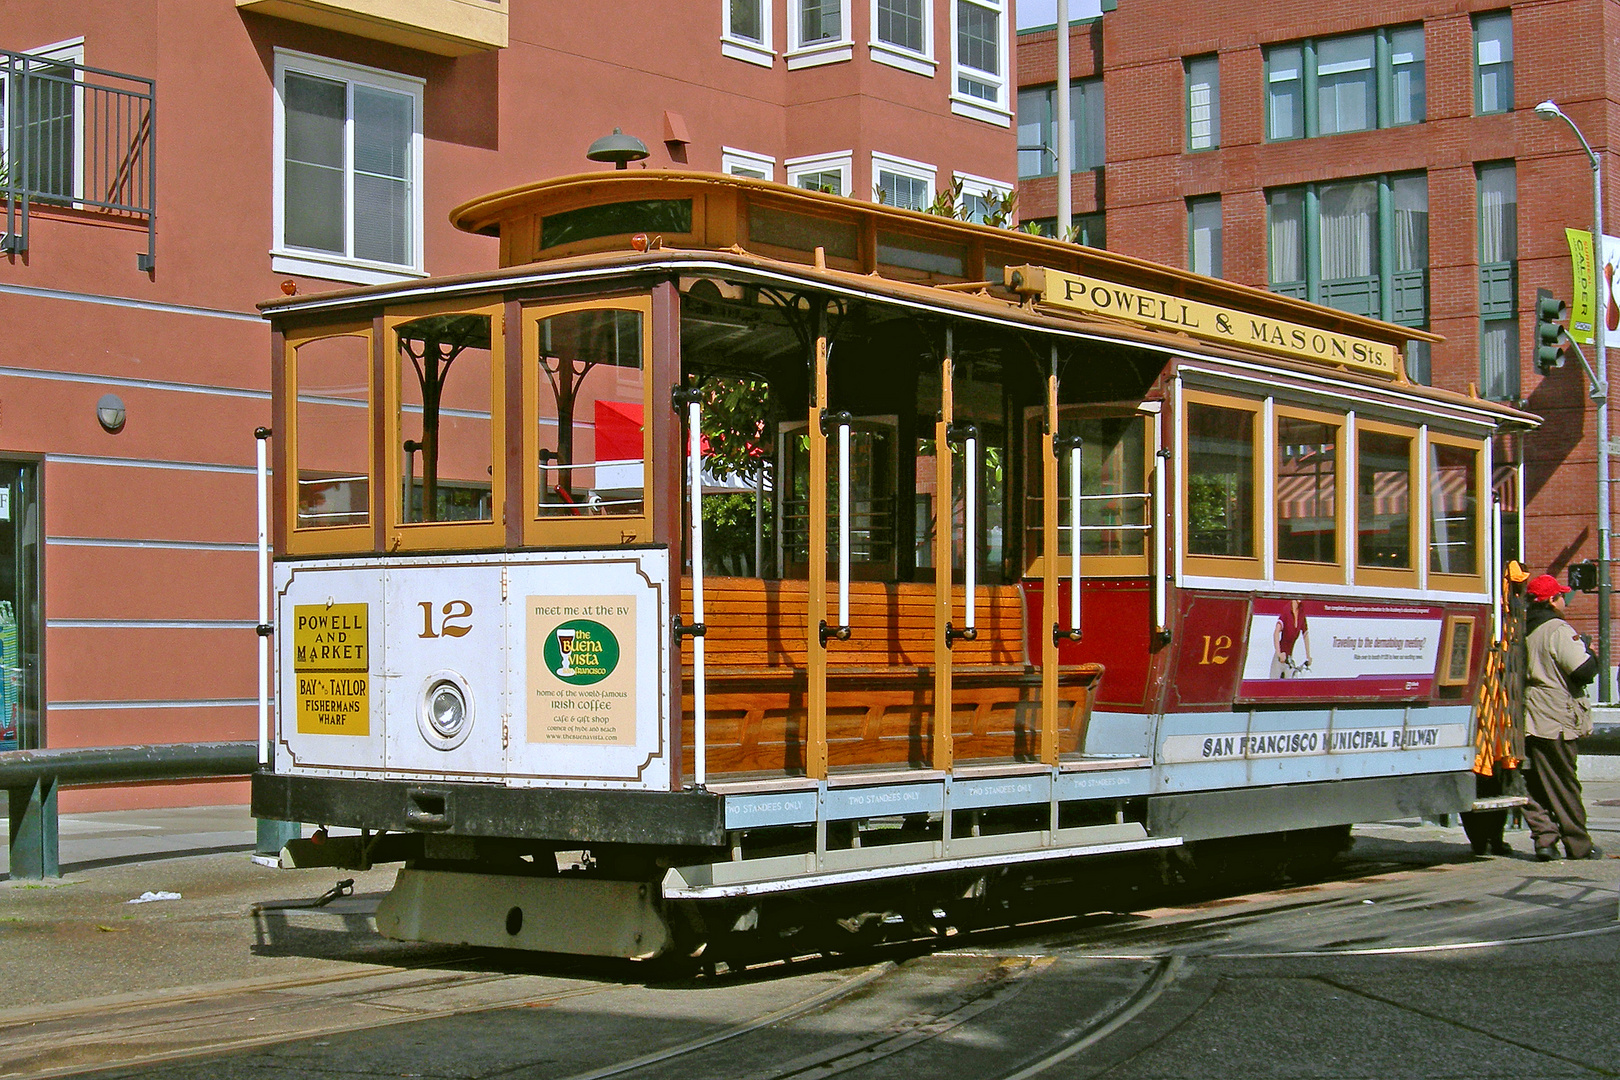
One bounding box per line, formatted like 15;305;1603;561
96;393;126;434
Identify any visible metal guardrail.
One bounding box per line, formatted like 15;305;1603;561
1;47;157;271
2;742;260;880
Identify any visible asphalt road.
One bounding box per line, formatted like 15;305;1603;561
2;809;1617;1080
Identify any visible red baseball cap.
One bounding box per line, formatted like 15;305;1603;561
1527;574;1573;601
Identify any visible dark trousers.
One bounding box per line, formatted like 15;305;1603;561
1523;735;1593;858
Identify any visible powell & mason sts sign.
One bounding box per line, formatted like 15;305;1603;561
1007;265;1400;378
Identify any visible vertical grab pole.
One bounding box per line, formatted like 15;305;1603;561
1069;440;1083;637
1491;495;1503;641
688;396;707;787
1040;349;1061;767
965;433;977;635
933;332;955;772
255;427;271;767
1154;437;1168;638
838;419;851;633
808;328;830;780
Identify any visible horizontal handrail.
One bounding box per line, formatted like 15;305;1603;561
0;741;257;788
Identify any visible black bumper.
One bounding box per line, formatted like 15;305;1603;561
252;771;726;848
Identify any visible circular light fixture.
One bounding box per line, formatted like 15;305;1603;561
96;393;126;434
585;127;650;170
417;670;474;750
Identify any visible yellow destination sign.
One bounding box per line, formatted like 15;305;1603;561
1020;266;1399;378
293;602;369;736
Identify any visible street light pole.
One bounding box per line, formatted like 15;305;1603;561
1537;99;1610;701
1056;0;1071;239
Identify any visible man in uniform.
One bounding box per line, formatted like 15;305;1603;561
1521;573;1602;861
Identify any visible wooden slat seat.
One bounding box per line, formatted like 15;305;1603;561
679;577;1102;779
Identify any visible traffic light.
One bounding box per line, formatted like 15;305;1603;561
1535;288;1569;374
1569;561;1599;593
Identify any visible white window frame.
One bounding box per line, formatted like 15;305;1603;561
869;0;935;77
1;37;87;206
272;48;426;286
872;151;936;210
954;170;1011;223
722;146;777;180
722;0;775;68
786;151;853;196
950;0;1010;126
787;0;853;69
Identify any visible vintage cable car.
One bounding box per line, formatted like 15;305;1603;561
251;172;1535;958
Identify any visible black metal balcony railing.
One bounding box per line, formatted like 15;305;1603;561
1;48;155;271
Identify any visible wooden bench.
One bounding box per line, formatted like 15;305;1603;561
679;578;1102;778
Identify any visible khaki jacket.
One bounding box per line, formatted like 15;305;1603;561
1524;614;1595;740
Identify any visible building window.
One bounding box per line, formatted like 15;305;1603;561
786;151;852;196
873;151;934;210
872;0;933;73
1186;54;1219;151
1264;25;1424;141
1188;195;1222;277
1478;160;1518;400
787;0;851;67
722;147;776;180
1023;213;1106;248
1266;173;1427;328
956;171;1013;224
1016;78;1104;179
274;50;423;286
723;0;774;67
1474;11;1512;115
951;0;1009;124
0;38;85;205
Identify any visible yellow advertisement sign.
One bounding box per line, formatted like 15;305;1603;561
293;603;369;735
1567;228;1596;344
527;596;637;745
1026;267;1400;378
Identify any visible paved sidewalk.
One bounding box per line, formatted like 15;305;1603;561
0;805;281;878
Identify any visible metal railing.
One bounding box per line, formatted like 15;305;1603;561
2;742;259;879
1;47;156;271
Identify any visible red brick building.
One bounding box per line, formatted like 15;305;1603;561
0;0;1018;808
1019;0;1617;645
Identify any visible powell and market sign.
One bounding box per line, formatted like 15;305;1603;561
1010;266;1400;379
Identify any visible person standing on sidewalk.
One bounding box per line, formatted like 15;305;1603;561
1521;573;1603;861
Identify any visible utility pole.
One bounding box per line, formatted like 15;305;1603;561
1055;0;1071;239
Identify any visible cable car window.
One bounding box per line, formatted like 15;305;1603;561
1357;428;1412;570
1275;415;1338;564
1429;440;1478;576
778;417;899;580
747;205;860;261
396;313;495;524
539;199;693;250
535;306;645;518
1186;402;1256;558
291;331;371;532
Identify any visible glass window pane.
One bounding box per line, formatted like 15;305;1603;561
1072;78;1105;170
294;335;371;529
801;0;842;44
1276;417;1337;564
1389;25;1425;124
283;73;346;254
1316;33;1375;134
1267;44;1303;140
1189;195;1222;277
1267;188;1305;287
535;308;645;518
1017;86;1051;178
1429;444;1478;574
1392;174;1428;273
878;0;924;51
878;170;929;211
353;86;412;264
1186;55;1220;150
1481;319;1519;401
1478;161;1517;263
730;0;764;42
396;314;495;524
1073;415;1147;557
793;168;843;195
957;0;998;73
1318;179;1378;280
1475;11;1513;114
1358;430;1411;569
1187;404;1254;558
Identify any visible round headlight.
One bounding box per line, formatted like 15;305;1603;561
426;680;467;738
